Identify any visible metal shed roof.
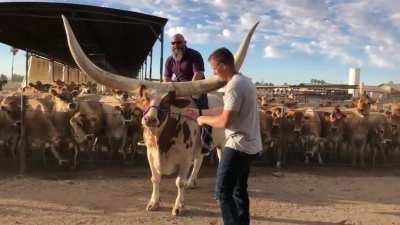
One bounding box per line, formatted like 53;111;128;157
0;2;168;77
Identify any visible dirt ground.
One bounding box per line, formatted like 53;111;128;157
0;161;399;225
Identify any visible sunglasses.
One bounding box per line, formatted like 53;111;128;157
171;41;183;45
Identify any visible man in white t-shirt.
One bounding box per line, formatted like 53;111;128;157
184;47;262;225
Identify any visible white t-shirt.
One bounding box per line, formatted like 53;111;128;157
223;73;262;155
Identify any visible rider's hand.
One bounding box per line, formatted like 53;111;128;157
182;108;200;120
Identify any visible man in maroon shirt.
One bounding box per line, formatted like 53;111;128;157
163;33;205;82
164;33;212;154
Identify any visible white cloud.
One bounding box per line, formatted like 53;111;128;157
91;0;400;69
222;29;231;38
240;13;259;28
166;26;210;44
264;46;283;58
365;45;400;69
290;42;315;54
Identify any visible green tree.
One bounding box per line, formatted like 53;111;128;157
11;74;24;82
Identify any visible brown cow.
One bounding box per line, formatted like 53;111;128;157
1;94;67;166
288;109;324;164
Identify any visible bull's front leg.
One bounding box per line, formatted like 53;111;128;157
49;143;68;166
119;132;128;161
359;141;367;169
186;155;204;189
72;142;80;169
146;151;161;211
173;163;191;216
316;141;323;165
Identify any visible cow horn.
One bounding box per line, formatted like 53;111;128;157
62;15;258;96
62;15;162;93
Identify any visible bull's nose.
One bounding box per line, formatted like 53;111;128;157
144;117;158;127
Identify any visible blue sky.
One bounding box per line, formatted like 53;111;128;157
1;0;400;85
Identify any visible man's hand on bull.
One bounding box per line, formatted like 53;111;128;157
182;108;200;120
197;116;206;126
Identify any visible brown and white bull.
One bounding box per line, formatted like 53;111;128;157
62;15;258;215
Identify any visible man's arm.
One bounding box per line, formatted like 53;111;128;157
197;109;235;129
163;58;173;82
201;107;223;116
163;76;172;82
192;71;205;81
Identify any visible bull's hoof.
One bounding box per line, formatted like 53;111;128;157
186;179;197;189
172;204;184;216
146;201;160;211
58;159;69;166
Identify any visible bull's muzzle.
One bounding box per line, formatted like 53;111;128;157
143;116;159;128
294;128;301;133
85;134;95;141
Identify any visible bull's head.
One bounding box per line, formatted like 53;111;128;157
115;101;143;126
70;112;100;143
0;95;22;121
354;94;375;116
328;108;346;133
61;15;258;132
260;95;268;107
49;85;79;111
288;111;306;134
271;107;285;128
135;87;195;133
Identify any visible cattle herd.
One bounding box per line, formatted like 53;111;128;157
258;94;400;169
0;80;143;169
0;81;399;171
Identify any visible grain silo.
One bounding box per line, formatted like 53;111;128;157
348;68;360;97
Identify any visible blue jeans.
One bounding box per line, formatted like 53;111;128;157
215;147;254;225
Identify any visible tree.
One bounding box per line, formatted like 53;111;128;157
0;74;8;81
11;74;24;82
10;47;18;80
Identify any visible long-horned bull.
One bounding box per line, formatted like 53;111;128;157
62;15;258;216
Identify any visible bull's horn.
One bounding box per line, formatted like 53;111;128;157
172;21;259;96
63;15;258;96
62;15;161;92
235;21;259;71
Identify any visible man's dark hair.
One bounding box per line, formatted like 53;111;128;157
208;47;235;69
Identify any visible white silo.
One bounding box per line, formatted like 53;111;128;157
348;68;360;97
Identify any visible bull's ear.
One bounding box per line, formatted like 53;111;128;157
71;90;79;97
50;89;58;97
323;112;330;120
385;111;391;119
133;108;142;117
1;106;8;112
139;85;146;98
172;98;192;108
69;102;78;110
